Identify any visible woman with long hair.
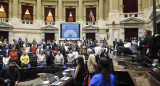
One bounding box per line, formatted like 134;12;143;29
73;56;86;86
89;57;117;86
141;30;152;57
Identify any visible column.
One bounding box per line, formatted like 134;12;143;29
9;1;12;18
12;0;18;18
58;0;63;21
79;0;83;21
138;0;142;12
99;0;103;20
36;0;42;20
105;0;110;19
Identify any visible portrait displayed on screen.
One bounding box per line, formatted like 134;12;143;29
61;24;80;39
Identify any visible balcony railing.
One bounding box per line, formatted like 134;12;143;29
120;12;143;19
44;21;55;25
85;21;97;26
21;20;34;24
0;18;9;23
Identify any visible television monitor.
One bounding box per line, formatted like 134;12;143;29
60;24;80;39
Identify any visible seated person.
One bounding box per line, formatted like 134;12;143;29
89;57;117;86
0;58;20;86
2;53;11;68
37;51;46;65
54;50;64;65
20;51;29;68
67;49;75;62
74;56;86;86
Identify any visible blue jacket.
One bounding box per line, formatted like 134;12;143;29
89;73;117;86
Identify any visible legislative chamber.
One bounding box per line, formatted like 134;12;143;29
0;0;160;86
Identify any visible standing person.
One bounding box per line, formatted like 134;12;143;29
44;46;53;66
25;44;30;54
117;39;124;46
9;48;18;62
141;30;152;57
20;51;30;68
137;37;142;52
31;44;37;55
89;57;117;86
87;49;97;79
2;53;11;68
113;38;118;50
17;47;23;67
54;51;64;65
0;58;20;86
82;42;87;54
36;46;42;56
74;56;86;86
37;51;46;65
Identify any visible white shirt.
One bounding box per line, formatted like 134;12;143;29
95;46;102;55
55;54;64;65
124;43;131;49
73;51;78;59
3;57;11;65
25;47;30;53
67;53;75;62
37;54;46;63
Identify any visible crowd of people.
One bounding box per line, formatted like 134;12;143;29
0;29;159;86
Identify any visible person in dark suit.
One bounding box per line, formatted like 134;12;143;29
2;45;11;56
137;37;143;52
17;47;23;67
117;39;124;46
113;38;118;50
49;42;55;50
141;30;152;57
44;46;53;66
0;58;20;86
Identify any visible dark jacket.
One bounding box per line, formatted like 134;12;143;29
0;67;20;85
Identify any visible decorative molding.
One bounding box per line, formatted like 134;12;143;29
0;22;13;28
84;2;98;6
120;17;144;24
82;25;99;30
20;0;36;5
42;2;58;6
41;25;58;30
64;3;78;7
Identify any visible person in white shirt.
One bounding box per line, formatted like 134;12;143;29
124;40;131;49
54;51;64;65
95;43;102;55
2;53;11;68
37;51;46;65
67;49;75;62
73;48;78;59
25;44;30;54
36;46;43;56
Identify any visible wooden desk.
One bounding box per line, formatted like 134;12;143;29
128;71;160;86
111;52;160;86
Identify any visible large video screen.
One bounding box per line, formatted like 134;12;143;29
61;24;80;39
